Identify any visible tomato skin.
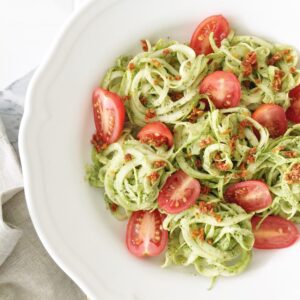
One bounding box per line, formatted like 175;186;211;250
158;170;201;214
92;88;125;144
137;122;173;148
286;84;300;123
199;71;241;108
251;216;299;249
190;15;230;55
126;210;168;257
224;180;272;213
252;104;288;138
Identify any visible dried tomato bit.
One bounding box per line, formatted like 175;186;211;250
122;95;131;102
151;59;161;68
187;107;204;123
162;48;171;55
201;185;211;195
246;147;257;164
175;75;181;80
109;203;118;212
273;70;285;92
191;227;205;241
285;163;300;184
128;63;135;70
169;91;183;101
140;134;169;148
242;51;257;76
145;108;156;120
207;239;213;245
282;151;298;158
91;133;108;152
199;137;213;148
290;67;297;74
148;172;160;184
272;146;285;153
215;161;230;171
139;96;148;105
153;160;167;168
140;39;148;51
194;159;202;169
229;135;238;152
124;153;133;162
199;201;222;222
238;120;253;138
268;52;282;65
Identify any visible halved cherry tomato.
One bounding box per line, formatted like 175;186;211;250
224;180;272;212
190;15;230;55
252;104;288;138
126;210;168;257
93;88;125;144
158;170;201;214
137;122;173;148
199;71;241;108
286;84;300;123
251;216;299;249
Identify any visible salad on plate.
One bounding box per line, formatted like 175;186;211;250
86;15;300;280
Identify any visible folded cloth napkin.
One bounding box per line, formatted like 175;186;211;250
0;118;23;266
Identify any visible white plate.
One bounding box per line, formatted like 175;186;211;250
19;0;300;299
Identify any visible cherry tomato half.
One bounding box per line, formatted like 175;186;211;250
251;216;299;249
199;71;241;108
93;88;125;144
137;122;173;148
224;180;272;212
286;84;300;123
190;15;230;55
252;104;288;138
126;210;168;257
158;170;201;214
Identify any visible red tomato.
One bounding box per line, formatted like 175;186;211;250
126;210;168;257
251;216;299;249
137;122;173;148
190;15;230;55
199;71;241;108
252;104;288;138
286;84;300;123
158;170;201;214
224;180;272;213
93;88;125;144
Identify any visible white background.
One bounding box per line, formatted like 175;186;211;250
0;0;86;89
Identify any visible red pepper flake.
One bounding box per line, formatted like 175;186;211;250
169;91;183;101
151;59;161;68
199;137;213;148
145;108;156;120
273;70;285;92
242;51;257;76
187;107;204;123
128;63;135;70
140;39;148;51
163;48;171;55
148;172;160;184
109;203;118;212
124;153;133;162
91;133;107;152
139;96;148;105
281;151;298;158
290;67;297;74
285;163;300;184
153;160;167;168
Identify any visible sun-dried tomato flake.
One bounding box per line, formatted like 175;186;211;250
242;51;257;76
145;108;156;120
140;39;148;51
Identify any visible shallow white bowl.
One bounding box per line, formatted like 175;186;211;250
19;0;300;299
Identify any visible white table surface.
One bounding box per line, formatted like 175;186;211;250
1;0;86;89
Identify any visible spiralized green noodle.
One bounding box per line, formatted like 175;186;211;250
163;201;254;277
87;31;300;279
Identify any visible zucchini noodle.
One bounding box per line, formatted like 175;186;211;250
87;30;300;279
